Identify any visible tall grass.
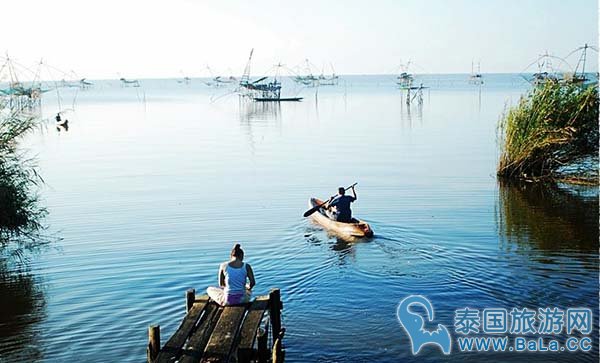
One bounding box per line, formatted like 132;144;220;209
0;107;48;257
497;81;599;183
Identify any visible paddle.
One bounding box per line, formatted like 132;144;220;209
303;183;357;218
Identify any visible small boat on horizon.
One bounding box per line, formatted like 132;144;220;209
177;71;191;85
120;77;140;87
563;43;598;86
397;72;414;88
521;51;565;86
239;49;303;102
80;78;93;89
293;59;319;86
318;63;339;86
469;60;484;85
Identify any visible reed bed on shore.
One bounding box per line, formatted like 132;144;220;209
0;108;47;256
497;81;599;183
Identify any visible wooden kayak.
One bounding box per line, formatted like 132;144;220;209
308;198;374;238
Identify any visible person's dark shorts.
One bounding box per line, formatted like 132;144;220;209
336;213;352;223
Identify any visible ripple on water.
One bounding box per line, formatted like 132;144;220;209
2;78;596;362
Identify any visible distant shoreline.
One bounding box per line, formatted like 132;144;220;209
3;72;598;84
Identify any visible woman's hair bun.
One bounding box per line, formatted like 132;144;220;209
231;243;244;259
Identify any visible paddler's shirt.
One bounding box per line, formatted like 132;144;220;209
330;195;356;219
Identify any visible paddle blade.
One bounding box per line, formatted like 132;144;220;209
303;205;321;218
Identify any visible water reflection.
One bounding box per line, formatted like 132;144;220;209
56;120;69;132
10;75;598;362
0;264;45;361
399;99;423;125
497;181;598;252
239;99;281;122
475;84;482;113
495;181;599;361
303;225;375;266
238;99;282;155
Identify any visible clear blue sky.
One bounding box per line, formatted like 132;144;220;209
2;0;598;79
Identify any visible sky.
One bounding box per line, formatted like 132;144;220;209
2;0;598;79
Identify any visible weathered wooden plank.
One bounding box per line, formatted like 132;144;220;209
236;296;269;363
201;305;248;363
155;300;209;363
195;295;210;303
179;303;223;363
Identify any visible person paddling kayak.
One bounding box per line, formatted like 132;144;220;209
325;185;357;223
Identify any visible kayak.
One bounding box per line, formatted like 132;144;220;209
308;198;374;238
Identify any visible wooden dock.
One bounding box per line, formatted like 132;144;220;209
147;288;285;363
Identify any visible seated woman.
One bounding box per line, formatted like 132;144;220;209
207;244;255;306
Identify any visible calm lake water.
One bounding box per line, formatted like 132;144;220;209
1;74;598;362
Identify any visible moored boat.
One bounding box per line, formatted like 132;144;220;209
308;198;373;238
254;97;303;102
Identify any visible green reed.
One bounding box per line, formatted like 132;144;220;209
0;108;48;257
497;81;598;183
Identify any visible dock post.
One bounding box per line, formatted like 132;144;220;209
147;324;160;363
257;327;269;363
272;328;286;363
269;288;282;343
186;288;195;313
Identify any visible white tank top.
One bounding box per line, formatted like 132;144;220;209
223;262;247;294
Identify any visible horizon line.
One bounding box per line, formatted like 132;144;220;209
5;71;599;83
